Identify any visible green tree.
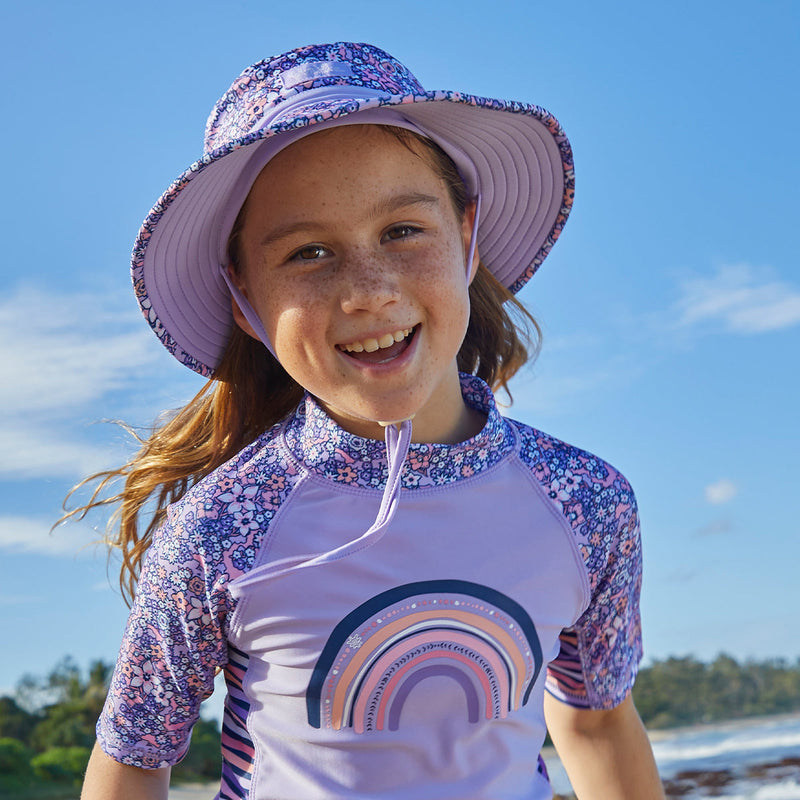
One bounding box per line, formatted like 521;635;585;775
633;656;709;728
634;653;800;729
706;653;746;719
30;700;97;752
758;658;800;714
12;657;112;753
3;656;223;788
172;718;221;781
0;696;38;742
0;737;33;776
30;745;91;785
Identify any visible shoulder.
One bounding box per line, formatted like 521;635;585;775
508;418;640;570
511;419;636;512
512;421;645;708
161;418;302;583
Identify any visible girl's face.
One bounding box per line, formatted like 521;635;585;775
232;125;482;443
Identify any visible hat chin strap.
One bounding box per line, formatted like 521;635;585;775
220;266;279;359
220;197;479;583
465;192;481;283
233;418;413;588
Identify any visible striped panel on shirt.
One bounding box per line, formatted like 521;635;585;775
220;644;255;798
545;629;590;708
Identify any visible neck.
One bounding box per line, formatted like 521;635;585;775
317;376;487;445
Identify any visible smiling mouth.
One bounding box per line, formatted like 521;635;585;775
338;327;416;362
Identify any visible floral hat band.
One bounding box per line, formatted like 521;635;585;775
132;42;575;376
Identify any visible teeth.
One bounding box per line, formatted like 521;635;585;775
342;328;412;353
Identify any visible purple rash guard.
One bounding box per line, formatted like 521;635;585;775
97;375;643;799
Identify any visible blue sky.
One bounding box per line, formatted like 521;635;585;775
1;0;798;711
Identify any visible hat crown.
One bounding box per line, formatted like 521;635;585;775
205;42;426;153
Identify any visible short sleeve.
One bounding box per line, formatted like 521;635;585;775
546;484;643;709
97;506;233;767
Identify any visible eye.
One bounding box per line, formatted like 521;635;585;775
383;224;422;242
289;244;330;262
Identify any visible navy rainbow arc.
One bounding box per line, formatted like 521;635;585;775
307;580;543;733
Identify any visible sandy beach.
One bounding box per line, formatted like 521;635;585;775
169;783;217;800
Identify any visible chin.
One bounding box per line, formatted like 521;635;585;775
323;397;420;436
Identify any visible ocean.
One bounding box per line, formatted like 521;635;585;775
546;713;800;799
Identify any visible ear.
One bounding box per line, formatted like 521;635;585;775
226;264;262;342
461;199;480;285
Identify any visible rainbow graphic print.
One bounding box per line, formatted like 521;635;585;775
306;580;543;733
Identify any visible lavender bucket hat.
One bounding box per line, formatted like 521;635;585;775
132;42;575;377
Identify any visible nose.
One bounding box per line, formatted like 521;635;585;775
338;251;401;314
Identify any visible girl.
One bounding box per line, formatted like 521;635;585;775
76;42;664;799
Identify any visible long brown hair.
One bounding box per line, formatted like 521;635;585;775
61;127;541;604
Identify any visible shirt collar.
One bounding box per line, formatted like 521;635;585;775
283;373;515;490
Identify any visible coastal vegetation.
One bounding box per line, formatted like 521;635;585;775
1;653;799;796
633;653;800;729
0;658;218;798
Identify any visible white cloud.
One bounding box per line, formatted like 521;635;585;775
0;514;104;556
665;567;699;584
675;264;800;334
0;284;197;481
0;593;42;606
696;518;734;537
0;425;127;481
509;371;597;416
509;349;643;419
704;479;738;505
0;285;157;415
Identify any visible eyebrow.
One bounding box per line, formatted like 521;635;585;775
258;192;441;248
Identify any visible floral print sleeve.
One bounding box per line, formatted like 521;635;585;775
515;423;643;710
96;424;300;767
96;502;234;767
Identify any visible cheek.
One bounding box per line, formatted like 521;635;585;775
269;304;313;347
267;297;338;376
421;242;471;309
257;275;323;336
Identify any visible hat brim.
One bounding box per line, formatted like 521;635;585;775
132;91;574;377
